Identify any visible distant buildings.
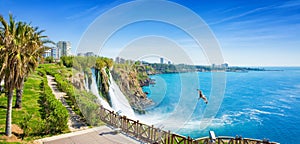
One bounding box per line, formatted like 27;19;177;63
43;41;71;61
43;47;59;59
115;57;126;64
160;58;164;64
77;52;96;57
51;47;58;59
115;57;119;62
221;63;229;68
212;63;229;69
115;57;135;64
57;41;71;58
85;52;96;57
43;48;51;58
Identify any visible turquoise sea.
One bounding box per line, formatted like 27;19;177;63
142;67;300;143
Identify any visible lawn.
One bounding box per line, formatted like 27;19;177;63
0;70;43;142
0;63;105;143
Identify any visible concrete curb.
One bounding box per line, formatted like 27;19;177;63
34;126;142;144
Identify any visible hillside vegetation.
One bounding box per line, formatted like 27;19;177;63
40;64;105;126
0;66;69;143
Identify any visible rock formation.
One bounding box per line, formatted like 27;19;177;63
111;64;154;114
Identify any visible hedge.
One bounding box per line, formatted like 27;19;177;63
39;73;69;134
41;64;104;126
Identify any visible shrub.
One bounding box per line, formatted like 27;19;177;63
41;64;104;126
19;113;33;139
39;77;69;134
45;56;54;63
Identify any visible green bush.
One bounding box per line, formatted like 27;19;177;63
19;113;33;139
40;77;69;134
41;64;104;126
60;56;74;67
45;56;54;63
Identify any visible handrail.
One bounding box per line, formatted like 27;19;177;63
97;106;279;144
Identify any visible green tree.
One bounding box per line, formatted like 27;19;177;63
0;14;20;136
60;56;73;67
0;14;51;136
95;58;106;70
15;24;51;109
45;56;54;63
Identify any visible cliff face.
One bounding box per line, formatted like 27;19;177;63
71;63;154;114
72;72;86;91
111;64;154;113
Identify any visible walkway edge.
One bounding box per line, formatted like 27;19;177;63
34;127;103;144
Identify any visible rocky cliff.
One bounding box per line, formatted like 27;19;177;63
71;62;154;114
111;63;154;114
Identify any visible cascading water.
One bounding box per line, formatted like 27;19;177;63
84;73;89;92
90;69;113;111
108;73;136;119
87;68;136;119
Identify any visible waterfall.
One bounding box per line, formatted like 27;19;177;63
89;68;136;119
90;69;113;111
108;73;136;119
84;73;89;92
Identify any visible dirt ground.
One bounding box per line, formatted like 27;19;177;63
0;124;23;143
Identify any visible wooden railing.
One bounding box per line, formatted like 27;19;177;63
98;106;278;144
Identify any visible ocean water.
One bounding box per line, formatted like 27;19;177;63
141;67;300;143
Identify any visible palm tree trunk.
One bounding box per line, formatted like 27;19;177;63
0;78;3;93
15;78;24;109
5;89;13;136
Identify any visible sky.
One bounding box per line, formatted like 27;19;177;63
0;0;299;66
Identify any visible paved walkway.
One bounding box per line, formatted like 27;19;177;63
46;75;88;131
36;126;141;144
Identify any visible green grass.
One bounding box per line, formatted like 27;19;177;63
0;63;106;143
0;71;43;142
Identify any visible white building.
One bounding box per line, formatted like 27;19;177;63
43;49;51;58
50;47;59;60
57;41;71;58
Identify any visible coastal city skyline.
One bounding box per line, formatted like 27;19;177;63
1;0;299;66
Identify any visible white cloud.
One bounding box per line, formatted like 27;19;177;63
66;6;99;20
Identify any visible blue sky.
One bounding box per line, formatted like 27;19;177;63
1;0;299;66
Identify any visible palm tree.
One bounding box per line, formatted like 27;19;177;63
0;47;3;93
0;14;51;136
0;14;20;136
0;50;3;93
15;25;51;108
13;22;32;109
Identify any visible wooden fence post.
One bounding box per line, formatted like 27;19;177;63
167;130;171;144
150;125;154;142
124;117;127;133
187;136;192;144
110;111;114;125
136;120;139;138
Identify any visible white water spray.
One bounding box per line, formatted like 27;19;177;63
90;69;113;111
84;73;89;92
108;73;136;119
